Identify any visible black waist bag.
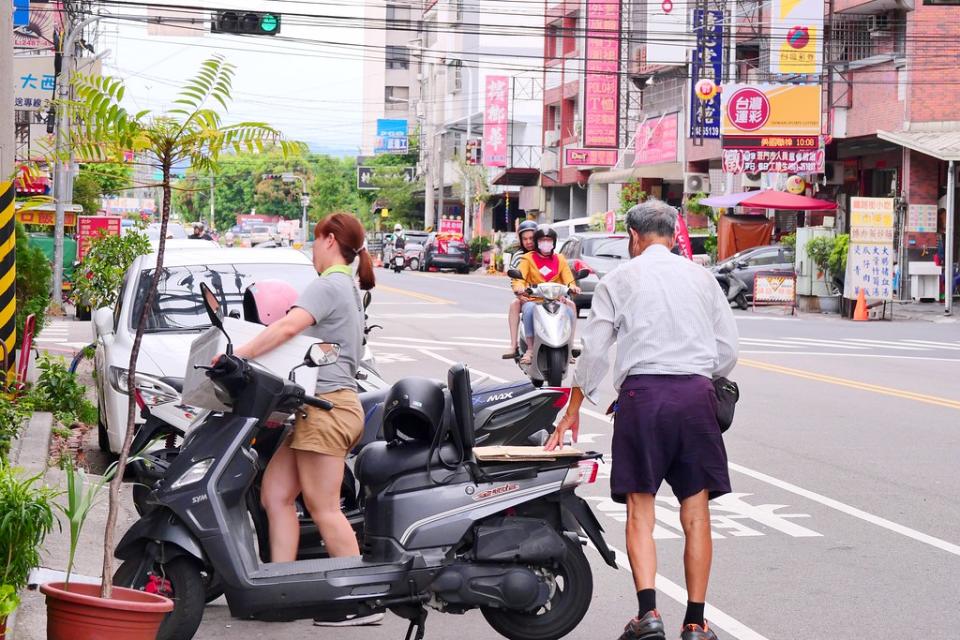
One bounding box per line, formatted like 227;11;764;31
713;377;740;433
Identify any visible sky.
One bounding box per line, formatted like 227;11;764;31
98;0;368;155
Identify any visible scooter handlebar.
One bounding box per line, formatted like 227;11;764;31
302;395;334;411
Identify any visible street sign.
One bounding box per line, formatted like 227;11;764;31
77;215;122;262
356;166;415;191
300;195;311;207
375;119;409;155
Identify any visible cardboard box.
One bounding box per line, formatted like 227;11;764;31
181;317;319;412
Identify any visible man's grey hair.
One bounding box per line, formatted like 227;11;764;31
625;199;677;238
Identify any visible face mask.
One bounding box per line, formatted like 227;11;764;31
538;240;554;254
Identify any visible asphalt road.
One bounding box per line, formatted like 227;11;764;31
37;269;960;639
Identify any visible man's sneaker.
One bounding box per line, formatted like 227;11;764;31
618;610;666;640
313;612;384;627
680;622;718;640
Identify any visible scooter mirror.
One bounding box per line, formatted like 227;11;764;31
574;268;591;280
507;269;523;280
362;291;372;310
200;282;224;329
306;342;341;367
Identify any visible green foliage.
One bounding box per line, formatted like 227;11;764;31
71;171;103;216
780;232;796;251
25;354;97;427
60;461;116;586
70;164;133;216
71;228;150;310
0;394;31;463
618;181;648;217
704;235;718;261
806;235;836;277
469;236;492;259
829;233;849;276
0;465;59;598
368;164;419;228
14;222;52;341
1;584;18;618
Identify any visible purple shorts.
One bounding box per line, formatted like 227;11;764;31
610;374;731;504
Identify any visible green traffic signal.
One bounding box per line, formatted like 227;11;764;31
260;14;279;33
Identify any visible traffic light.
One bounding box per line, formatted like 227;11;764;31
261;173;282;180
212;11;281;36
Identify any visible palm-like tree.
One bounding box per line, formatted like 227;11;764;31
65;55;303;597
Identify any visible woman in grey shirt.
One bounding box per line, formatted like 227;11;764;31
231;213;374;567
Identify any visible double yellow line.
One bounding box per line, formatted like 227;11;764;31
740;358;960;411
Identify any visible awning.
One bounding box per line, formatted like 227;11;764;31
587;162;684;185
699;190;837;211
492;167;540;186
877;129;960;162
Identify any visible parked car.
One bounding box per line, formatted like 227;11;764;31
92;247;318;453
558;232;630;310
249;225;275;246
550;217;595;242
145;222;187;241
404;242;425;271
422;232;470;273
710;244;795;298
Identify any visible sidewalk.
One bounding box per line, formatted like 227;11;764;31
888;298;959;323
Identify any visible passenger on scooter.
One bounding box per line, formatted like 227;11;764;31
515;226;580;366
502;219;539;358
216;214;380;627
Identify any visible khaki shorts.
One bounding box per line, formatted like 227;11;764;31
289;388;364;458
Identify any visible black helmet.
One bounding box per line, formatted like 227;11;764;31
533;225;558;254
383;377;446;442
518;220;538;238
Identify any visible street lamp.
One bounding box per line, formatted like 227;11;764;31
281;173;309;243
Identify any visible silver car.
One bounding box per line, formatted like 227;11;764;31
558;232;630;311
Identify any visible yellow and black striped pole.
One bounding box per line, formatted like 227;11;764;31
0;181;15;382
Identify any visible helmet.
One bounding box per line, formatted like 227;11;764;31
394;223;403;232
382;377;446;442
533;225;558;254
243;280;299;326
193;221;204;229
517;220;538;238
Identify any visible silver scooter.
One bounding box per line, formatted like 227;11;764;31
507;269;587;388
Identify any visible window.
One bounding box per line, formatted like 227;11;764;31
562;16;577;55
561;97;576;140
423;13;437;47
385;4;410;29
386;45;409;70
447;63;462;92
746;250;781;267
560;238;579;259
546;22;560;60
828;11;906;63
385;85;409;110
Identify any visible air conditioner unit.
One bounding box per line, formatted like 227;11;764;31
544;130;560;147
741;172;762;188
541;151;558;173
866;13;891;34
684;172;710;194
824;161;844;185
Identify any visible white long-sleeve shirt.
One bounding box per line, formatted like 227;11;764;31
573;244;739;403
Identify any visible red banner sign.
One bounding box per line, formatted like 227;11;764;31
483;76;509;167
439;216;464;235
674;213;693;260
721;148;825;175
16;210;78;227
565;148;618;167
583;0;621;149
77;216;122;261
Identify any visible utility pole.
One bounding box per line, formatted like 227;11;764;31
209;175;215;230
463;65;473;243
423;62;435;230
280;173;308;242
1;4;14;179
946;160;955;316
52;16;99;303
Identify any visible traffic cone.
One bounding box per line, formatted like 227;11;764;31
374;253;383;268
853;289;868;321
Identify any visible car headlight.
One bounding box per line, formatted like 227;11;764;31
170;458;214;489
108;367;180;407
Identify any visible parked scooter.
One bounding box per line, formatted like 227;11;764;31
114;283;614;640
506;268;588;388
715;263;749;310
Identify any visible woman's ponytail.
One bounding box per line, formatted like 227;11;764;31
356;247;375;291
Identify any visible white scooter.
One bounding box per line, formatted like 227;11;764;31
507;268;587;388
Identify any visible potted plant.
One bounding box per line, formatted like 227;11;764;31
0;465;59;639
806;235;840;312
37;56;298;639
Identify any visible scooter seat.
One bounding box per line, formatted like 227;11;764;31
355;440;462;494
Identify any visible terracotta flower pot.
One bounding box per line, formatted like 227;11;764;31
40;582;173;640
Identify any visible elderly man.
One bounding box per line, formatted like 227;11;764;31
546;199;738;640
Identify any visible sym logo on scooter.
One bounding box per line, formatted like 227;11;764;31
472;483;520;501
485;392;514;403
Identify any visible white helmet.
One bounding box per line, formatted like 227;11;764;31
394;223;403;232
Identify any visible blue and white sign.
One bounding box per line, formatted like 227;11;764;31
689;10;724;139
13;0;30;27
375;119;409;155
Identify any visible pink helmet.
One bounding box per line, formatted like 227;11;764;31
242;280;299;326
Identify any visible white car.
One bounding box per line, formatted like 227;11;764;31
92;247;319;453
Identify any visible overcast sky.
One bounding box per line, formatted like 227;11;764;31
99;0;367;155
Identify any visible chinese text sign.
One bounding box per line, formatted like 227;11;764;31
583;0;621;149
483;76;509;167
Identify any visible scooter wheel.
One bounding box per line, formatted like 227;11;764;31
481;537;593;640
736;293;748;310
114;557;206;640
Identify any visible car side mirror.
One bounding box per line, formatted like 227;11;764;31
507;268;523;280
574;268;591;280
306;342;341;367
736;261;748;269
93;307;114;336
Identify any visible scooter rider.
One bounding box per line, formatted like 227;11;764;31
216;213;381;627
502;220;539;358
515;226;580;366
189;221;213;241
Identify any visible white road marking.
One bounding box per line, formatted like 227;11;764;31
370;313;507;319
776;337;871;350
369;341;453;351
379;336;508;349
844;338;936;351
739;339;804;348
370;302;445;306
416;350;509;383
898;339;960;350
739;351;960;362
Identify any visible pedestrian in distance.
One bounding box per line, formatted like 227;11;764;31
546;199;739;640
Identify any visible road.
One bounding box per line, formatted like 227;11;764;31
36;269;960;639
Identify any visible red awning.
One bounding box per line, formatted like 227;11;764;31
492;168;540;186
738;191;837;211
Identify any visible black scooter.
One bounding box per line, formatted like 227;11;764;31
114;283;615;640
715;263;749;310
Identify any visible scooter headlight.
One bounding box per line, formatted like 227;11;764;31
170;458;214;489
539;283;567;301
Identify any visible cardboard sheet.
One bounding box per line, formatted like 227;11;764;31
474;445;585;462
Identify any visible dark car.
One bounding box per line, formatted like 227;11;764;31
558;232;630;310
422;232;471;273
710;244;795;297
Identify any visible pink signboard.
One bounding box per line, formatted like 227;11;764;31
439;216;464;235
633;113;679;166
565;148;618;167
77;216;122;262
583;0;621;149
483;76;509;167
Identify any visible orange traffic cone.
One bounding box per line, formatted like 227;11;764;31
853;289;868;321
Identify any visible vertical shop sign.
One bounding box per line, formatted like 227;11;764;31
583;0;621;149
844;197;895;300
770;0;824;75
689;9;723;139
483;76;509;167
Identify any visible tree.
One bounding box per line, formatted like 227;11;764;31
65;55;301;597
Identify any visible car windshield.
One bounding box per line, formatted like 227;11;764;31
130;262;318;333
718;246;778;268
145;223;187;240
582;237;629;259
406;232;429;243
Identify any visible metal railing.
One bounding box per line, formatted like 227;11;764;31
509;145;542;169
